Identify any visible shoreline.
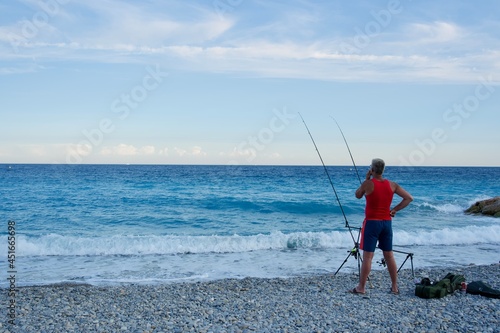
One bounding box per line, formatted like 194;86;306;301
2;264;499;332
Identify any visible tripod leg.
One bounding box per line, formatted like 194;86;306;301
357;250;361;277
397;253;415;275
355;234;370;286
410;254;414;278
334;226;363;277
334;251;355;276
397;255;409;273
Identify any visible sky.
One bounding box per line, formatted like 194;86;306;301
0;0;499;166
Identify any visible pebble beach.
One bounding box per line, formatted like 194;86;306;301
2;264;499;333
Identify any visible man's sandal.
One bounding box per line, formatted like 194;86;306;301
348;287;366;295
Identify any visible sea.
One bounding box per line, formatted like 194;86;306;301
1;164;499;287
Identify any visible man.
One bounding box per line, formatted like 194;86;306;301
351;158;413;295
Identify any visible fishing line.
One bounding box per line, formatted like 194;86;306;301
298;113;351;229
331;117;362;185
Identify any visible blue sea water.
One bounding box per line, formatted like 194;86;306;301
1;164;499;287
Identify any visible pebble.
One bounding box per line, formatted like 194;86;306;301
1;264;499;332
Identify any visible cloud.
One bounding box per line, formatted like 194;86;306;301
0;63;43;74
66;143;92;157
191;146;206;156
409;21;462;44
21;144;47;157
269;152;281;159
140;145;156;155
68;1;234;47
100;144;156;156
0;0;233;61
229;146;255;158
1;2;499;83
174;146;207;157
0;143;210;163
0;143;87;163
158;147;169;156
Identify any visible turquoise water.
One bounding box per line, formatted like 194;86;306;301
1;164;499;286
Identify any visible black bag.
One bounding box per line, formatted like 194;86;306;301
466;281;500;299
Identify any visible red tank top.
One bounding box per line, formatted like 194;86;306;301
365;179;394;220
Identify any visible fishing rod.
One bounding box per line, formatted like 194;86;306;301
300;113;368;277
331;117;362;185
298;113;352;230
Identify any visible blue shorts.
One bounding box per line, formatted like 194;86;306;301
360;219;393;252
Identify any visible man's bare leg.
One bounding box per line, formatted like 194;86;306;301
383;250;398;293
355;250;374;293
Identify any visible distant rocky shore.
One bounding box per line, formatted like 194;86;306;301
465;196;500;217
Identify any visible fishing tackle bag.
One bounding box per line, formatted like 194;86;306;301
414;273;465;299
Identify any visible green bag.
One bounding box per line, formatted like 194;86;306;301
443;273;466;292
414;273;465;299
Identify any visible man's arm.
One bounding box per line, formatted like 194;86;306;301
355;181;371;198
390;183;413;216
355;169;373;199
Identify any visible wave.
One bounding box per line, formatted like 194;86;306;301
1;225;499;258
0;231;348;257
394;225;500;246
418;201;465;214
417;195;497;215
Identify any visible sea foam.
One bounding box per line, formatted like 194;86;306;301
3;224;498;258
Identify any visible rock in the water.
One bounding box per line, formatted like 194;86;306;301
465;196;500;217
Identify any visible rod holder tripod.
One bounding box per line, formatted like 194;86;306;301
334;225;362;276
335;226;416;279
394;248;415;277
377;248;415;277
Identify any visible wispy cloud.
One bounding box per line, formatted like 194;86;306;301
100;144;156;156
1;1;499;83
174;146;207;157
72;1;234;47
409;21;462;43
